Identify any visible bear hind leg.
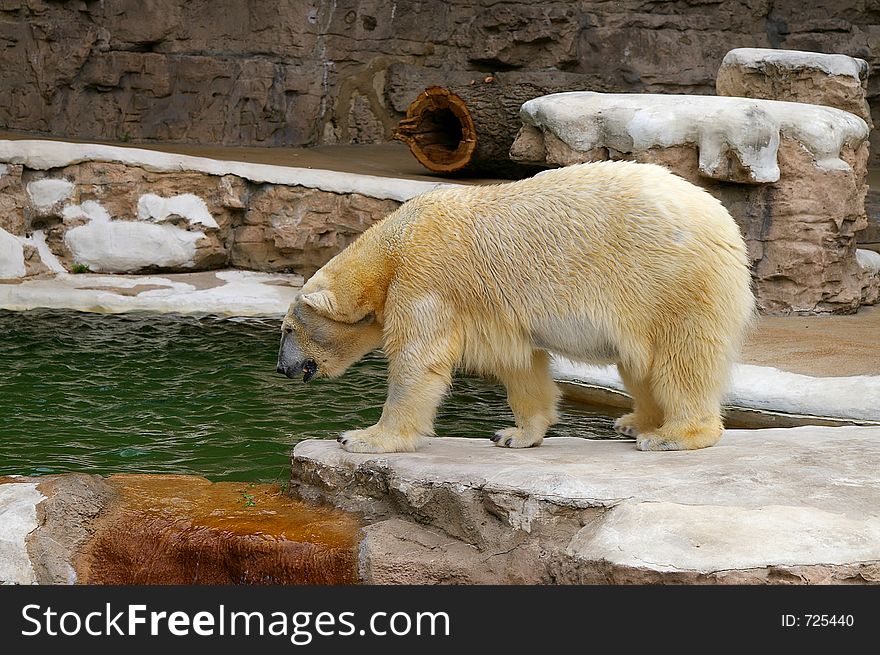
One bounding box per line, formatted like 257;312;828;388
492;350;560;448
613;364;664;439
635;340;726;452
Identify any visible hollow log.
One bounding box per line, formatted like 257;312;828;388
394;82;583;177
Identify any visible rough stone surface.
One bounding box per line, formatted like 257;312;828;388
233;185;400;277
291;427;880;584
859;249;880;305
716;48;872;125
1;1;879;165
26;474;116;585
0;480;43;585
0;163;27;235
861;173;880;252
512;92;872;315
359;518;548;584
0;139;448;202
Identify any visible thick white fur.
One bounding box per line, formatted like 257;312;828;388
282;161;756;453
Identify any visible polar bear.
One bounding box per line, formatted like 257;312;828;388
277;161;755;453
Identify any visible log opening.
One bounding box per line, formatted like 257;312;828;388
393;87;477;173
394;81;588;177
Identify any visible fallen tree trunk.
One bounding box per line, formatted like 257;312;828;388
393;82;583;177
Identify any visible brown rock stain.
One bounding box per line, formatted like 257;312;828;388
81;474;361;585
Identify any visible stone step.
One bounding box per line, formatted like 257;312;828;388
291;428;880;584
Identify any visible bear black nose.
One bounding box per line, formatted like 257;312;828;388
276;364;285;375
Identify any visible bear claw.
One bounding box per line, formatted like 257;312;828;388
636;436;684;451
492;427;542;448
613;416;640;438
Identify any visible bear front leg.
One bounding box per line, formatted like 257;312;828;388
339;322;457;453
492;350;561;448
339;366;451;453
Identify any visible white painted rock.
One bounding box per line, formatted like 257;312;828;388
0;227;25;279
722;48;868;82
0;482;43;585
25;178;74;211
510;91;871;315
552;358;880;422
717;48;872;125
62;199;206;272
514;91;868;183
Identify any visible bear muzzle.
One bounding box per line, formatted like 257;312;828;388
275;359;318;382
276;332;319;382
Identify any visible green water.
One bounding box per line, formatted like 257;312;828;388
0;309;620;482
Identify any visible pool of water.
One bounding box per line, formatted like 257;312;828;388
0;309;621;482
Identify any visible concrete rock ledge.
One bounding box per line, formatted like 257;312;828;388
716;48;871;124
290;428;880;584
0;139;458;281
0;139;448;202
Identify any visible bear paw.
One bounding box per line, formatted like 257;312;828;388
613;414;640;438
635;426;722;451
490;427;543;448
635;435;687;451
338;426;423;453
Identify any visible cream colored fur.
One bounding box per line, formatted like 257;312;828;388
281;161;756;453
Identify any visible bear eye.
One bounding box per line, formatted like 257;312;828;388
283;326;293;335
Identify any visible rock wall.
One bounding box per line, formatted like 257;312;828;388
0;140;429;279
2;1;879;164
716;48;873;125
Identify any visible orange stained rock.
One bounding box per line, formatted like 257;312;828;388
80;474;361;585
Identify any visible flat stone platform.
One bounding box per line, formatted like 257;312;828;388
291;427;880;584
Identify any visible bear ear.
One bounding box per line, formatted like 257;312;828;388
300;290;338;317
300;287;372;324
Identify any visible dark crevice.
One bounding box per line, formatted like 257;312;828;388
765;2;789;49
